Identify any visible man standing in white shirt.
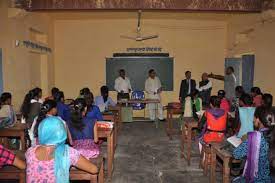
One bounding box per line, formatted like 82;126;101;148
145;69;164;121
114;69;132;100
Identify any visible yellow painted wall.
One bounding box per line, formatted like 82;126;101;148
54;12;227;112
0;1;54;110
226;13;275;102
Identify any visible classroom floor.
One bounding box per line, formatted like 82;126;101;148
2;120;274;183
111;121;210;183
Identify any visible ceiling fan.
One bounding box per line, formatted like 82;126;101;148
120;10;159;41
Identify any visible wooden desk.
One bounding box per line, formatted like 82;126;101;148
181;118;198;166
102;114;117;149
165;107;182;140
70;155;104;183
108;106;122;132
98;127;114;179
210;144;232;183
0;123;27;150
118;99;160;127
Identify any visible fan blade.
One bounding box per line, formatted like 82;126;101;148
120;35;137;40
139;35;159;41
137;10;142;32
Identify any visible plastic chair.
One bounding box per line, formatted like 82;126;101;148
131;91;146;110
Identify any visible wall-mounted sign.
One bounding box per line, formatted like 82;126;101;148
126;47;162;53
15;40;52;54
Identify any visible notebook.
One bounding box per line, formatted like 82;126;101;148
227;135;242;148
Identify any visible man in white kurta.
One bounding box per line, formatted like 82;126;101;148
145;69;164;121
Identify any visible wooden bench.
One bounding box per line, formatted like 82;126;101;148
210;143;232;183
102;114;117;149
0;123;27;150
70;155;104;183
0;152;104;183
181;117;198;166
199;142;219;176
165;106;182;140
108;106;122;132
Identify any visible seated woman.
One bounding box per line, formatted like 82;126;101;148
26;116;98;183
95;86;116;112
251;87;263;107
191;89;203;120
232;86;245;112
84;92;103;121
0;92;17;128
236;93;256;138
54;91;70;122
201;96;227;144
30;100;72;146
20;87;43;126
232;106;275;183
79;87;91;98
67;98;100;159
45;87;59;101
218;90;230;113
263;93;273;109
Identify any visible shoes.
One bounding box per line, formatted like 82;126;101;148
159;119;166;122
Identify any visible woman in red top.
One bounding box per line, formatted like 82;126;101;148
201;96;227;144
251;87;263;107
218;90;230;113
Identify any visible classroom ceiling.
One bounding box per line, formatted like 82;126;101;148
17;0;273;12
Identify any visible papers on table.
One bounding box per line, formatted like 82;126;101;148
227;135;242;148
96;121;114;129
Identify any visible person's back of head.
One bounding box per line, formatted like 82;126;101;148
100;86;109;96
210;96;221;108
70;98;87;132
54;91;65;103
80;87;90;97
263;93;273;109
239;93;253;107
217;90;226;99
34;100;57;138
51;87;59;96
83;91;94;109
235;86;244;97
251;87;262;96
0;92;12;107
20;87;42;119
38;116;70;183
254;106;275;146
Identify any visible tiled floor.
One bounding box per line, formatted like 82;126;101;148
111;121;209;183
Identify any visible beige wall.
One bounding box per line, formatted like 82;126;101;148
54;12;227;110
226;13;275;103
0;1;54;110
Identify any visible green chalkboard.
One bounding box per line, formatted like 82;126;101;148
106;57;174;91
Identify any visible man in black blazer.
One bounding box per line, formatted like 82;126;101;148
179;71;196;102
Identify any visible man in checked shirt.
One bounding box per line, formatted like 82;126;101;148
0;144;25;169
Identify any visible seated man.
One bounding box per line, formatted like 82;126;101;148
95;86;116;112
